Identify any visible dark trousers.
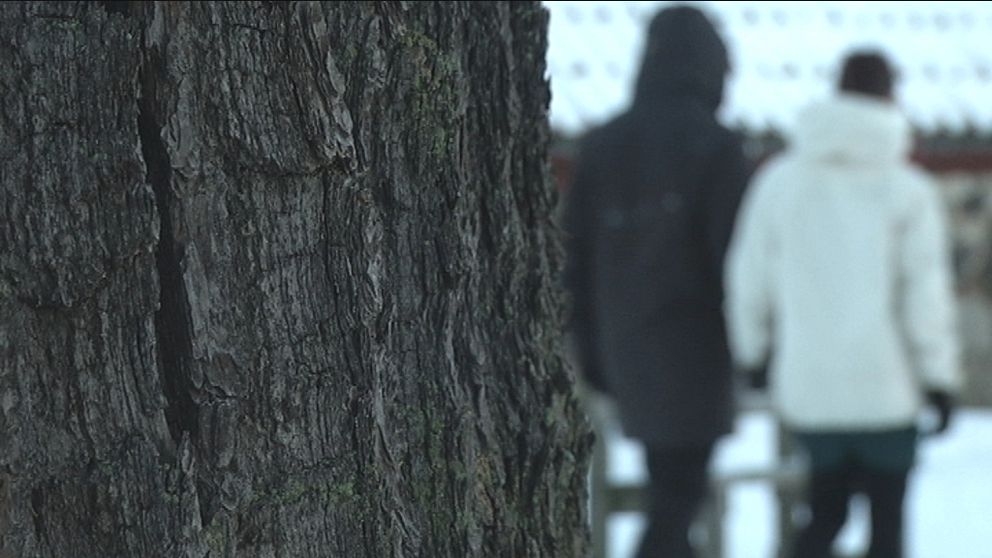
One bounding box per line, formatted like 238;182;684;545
635;443;714;558
789;428;915;558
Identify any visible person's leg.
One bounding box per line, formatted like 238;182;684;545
789;468;854;558
635;444;713;558
788;430;854;558
855;426;916;558
862;468;909;558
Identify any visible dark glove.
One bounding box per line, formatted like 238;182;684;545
745;363;770;391
924;390;955;436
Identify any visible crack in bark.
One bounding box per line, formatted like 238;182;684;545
137;58;200;449
28;486;43;547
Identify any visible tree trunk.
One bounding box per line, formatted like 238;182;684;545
0;2;591;557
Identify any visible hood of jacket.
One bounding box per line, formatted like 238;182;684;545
792;93;912;165
632;6;728;112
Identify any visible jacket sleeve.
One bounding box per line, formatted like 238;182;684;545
898;176;963;394
562;148;610;393
723;163;777;370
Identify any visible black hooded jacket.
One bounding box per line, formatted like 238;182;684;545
563;7;751;447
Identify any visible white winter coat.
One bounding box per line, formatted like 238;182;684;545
724;93;962;430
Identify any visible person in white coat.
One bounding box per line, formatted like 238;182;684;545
724;52;962;558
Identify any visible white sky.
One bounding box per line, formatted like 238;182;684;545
545;1;992;137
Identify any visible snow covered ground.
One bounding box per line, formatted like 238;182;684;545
604;410;992;558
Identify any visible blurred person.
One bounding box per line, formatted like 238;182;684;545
724;51;962;558
562;6;750;557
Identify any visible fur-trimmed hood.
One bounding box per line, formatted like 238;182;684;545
791;93;912;164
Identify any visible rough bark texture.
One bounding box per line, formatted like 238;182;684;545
0;2;591;557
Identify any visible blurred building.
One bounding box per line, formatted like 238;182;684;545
545;1;992;405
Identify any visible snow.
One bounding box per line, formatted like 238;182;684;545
603;410;992;558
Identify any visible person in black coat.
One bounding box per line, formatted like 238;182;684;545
562;6;750;557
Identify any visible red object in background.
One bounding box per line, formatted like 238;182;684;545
912;150;992;174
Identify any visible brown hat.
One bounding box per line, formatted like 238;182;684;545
839;51;894;99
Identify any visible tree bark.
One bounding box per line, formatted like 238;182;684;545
0;2;591;557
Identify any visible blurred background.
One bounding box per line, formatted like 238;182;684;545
543;2;992;557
